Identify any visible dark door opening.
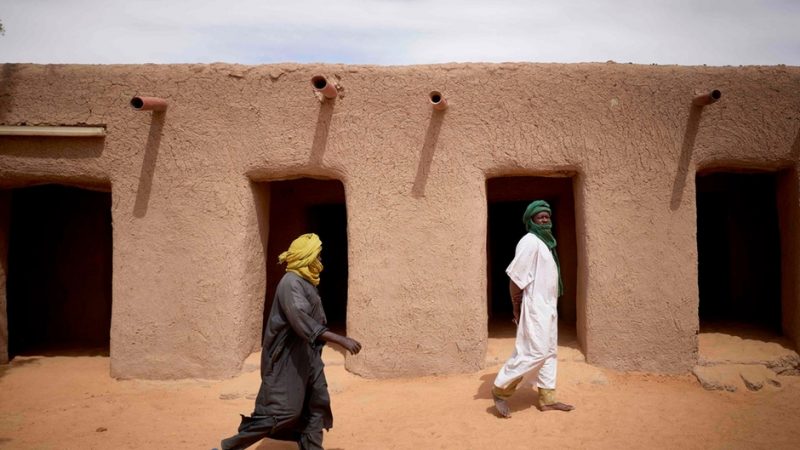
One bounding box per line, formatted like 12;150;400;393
6;184;112;358
486;177;578;337
697;172;782;334
264;179;348;335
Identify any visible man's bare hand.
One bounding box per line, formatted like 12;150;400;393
509;280;523;326
339;336;362;355
320;331;362;354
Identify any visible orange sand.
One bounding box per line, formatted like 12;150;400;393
1;331;799;450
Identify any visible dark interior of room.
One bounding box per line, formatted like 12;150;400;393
264;179;348;335
486;176;577;336
6;184;112;358
696;171;782;333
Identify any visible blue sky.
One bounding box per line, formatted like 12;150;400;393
1;0;799;66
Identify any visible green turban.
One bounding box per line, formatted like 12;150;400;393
522;200;563;297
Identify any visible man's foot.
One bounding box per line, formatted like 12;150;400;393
540;402;575;412
493;393;512;418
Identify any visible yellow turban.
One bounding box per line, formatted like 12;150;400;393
278;233;323;286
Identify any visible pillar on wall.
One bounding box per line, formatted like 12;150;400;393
580;170;699;373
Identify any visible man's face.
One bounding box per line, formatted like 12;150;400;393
533;211;551;225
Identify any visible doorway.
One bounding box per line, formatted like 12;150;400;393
486;176;578;339
696;172;782;333
264;178;348;334
5;184;112;358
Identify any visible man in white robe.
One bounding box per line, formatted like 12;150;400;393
492;200;575;418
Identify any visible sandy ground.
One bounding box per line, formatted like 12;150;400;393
1;327;799;450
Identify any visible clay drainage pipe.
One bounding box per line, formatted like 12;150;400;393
311;76;338;99
429;91;447;111
692;90;722;107
130;96;168;111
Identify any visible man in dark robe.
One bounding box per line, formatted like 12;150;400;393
221;233;361;450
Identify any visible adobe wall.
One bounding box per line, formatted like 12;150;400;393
0;62;798;378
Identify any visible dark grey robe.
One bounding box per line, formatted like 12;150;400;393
221;272;332;450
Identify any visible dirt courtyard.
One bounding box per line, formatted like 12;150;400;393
1;327;799;450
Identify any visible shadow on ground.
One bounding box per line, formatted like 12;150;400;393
475;372;541;418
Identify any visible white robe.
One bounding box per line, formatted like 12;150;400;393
493;233;559;390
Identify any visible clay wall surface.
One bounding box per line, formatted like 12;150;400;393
1;62;798;378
